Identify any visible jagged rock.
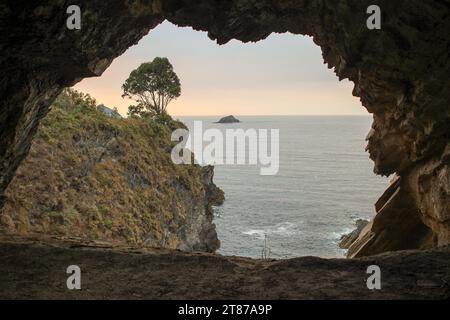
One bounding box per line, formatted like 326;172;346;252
97;104;122;119
347;175;435;257
201;165;225;206
339;219;369;249
216;115;240;124
0;1;449;256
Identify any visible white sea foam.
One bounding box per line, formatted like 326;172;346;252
243;222;299;240
242;229;266;239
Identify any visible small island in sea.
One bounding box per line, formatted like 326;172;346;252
216;115;240;123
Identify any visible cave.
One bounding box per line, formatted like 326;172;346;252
0;0;449;299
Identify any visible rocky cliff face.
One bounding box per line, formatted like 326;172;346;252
0;1;449;256
0;90;224;252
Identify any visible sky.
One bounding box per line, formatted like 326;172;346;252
74;21;365;116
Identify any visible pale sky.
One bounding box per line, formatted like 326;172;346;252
74;21;364;116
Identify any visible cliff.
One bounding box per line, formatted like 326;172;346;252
0;90;224;253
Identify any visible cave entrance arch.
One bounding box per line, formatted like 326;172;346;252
0;1;448;257
72;20;389;259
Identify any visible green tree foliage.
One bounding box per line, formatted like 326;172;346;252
126;103;148;118
122;57;181;117
56;88;97;111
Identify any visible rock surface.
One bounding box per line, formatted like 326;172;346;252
97;104;122;119
0;1;449;256
216;115;240;123
347;175;438;257
0;235;449;299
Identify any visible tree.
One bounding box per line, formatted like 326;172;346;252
127;103;147;118
122;57;181;117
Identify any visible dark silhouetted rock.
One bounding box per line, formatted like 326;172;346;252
339;219;369;249
216;115;240;123
0;235;449;299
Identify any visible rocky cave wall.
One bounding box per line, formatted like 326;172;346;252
1;0;449;257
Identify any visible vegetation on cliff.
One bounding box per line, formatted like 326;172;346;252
0;89;224;252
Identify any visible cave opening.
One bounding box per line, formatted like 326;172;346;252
1;1;449;300
69;21;390;258
0;0;444;261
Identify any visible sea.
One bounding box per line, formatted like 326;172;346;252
178;116;389;259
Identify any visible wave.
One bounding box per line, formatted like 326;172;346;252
242;222;299;240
